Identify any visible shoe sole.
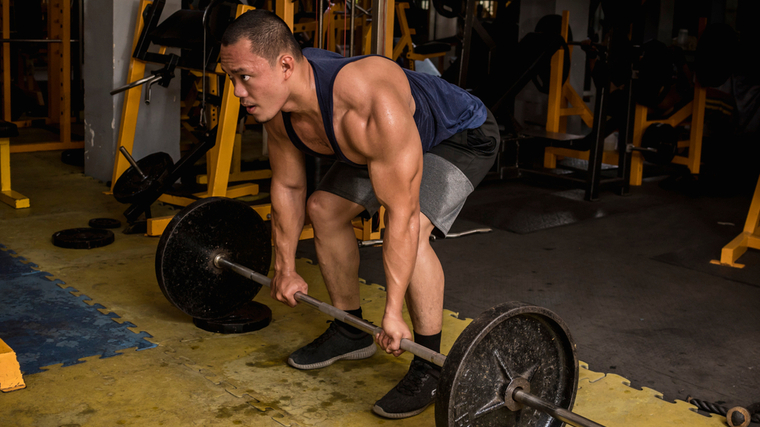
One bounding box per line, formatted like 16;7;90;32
287;343;377;370
371;401;433;419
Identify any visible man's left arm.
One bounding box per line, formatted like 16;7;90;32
358;91;425;356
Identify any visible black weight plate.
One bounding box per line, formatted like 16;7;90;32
532;15;572;95
193;300;272;334
155;197;271;320
436;302;577;427
52;228;115;249
641;123;678;165
113;152;174;204
88;218;122;229
695;23;739;88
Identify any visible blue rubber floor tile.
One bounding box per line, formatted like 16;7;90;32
0;246;157;374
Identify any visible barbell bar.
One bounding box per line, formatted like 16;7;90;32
0;38;79;43
212;242;602;427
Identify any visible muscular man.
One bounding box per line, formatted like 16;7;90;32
220;10;499;418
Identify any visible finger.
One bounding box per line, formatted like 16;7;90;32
287;293;298;308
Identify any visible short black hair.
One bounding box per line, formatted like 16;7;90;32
221;10;303;66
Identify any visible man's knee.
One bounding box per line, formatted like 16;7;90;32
307;191;360;226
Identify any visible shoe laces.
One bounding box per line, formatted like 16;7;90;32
304;321;340;349
396;360;436;396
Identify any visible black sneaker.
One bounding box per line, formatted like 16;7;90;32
287;321;376;370
372;359;441;419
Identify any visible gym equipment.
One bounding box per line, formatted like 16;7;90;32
532;14;572;95
631;123;678;165
192;300;272;334
711;173;760;268
687;397;760;427
1;0;80;154
109;0;263;231
112;148;174;205
52;228;115;249
155;197;605;427
116;127;217;227
0;121;29;209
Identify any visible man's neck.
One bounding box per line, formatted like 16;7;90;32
281;60;320;119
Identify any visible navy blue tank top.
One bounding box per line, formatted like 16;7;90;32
282;48;487;167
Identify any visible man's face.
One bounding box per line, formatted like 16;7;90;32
220;39;287;124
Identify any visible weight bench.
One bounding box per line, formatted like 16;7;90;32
0;120;30;209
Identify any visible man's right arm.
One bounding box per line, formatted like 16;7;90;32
265;113;309;307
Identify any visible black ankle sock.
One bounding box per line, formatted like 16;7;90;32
334;308;364;336
413;331;442;371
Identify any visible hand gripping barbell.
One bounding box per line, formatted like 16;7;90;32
155;197;606;427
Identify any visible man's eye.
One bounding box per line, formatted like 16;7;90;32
242;75;250;81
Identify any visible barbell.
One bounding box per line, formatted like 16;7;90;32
155;197;606;427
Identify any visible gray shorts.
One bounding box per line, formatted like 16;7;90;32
316;109;500;238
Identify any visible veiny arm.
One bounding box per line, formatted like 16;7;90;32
336;58;423;354
266;113;310;307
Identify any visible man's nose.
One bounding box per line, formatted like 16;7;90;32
233;83;248;99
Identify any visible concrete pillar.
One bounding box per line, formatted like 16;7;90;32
83;0;181;183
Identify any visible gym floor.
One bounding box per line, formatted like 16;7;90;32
1;142;759;426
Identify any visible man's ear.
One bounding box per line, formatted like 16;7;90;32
280;54;295;80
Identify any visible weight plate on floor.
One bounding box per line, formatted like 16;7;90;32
52;228;115;249
435;302;577;427
193;300;272;334
88;218;122;229
155;197;271;320
113;151;174;204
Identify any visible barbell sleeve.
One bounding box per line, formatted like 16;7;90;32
214;255;447;366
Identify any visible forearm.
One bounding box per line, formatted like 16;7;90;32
382;209;419;318
271;182;307;275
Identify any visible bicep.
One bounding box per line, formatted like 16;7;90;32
363;98;423;212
